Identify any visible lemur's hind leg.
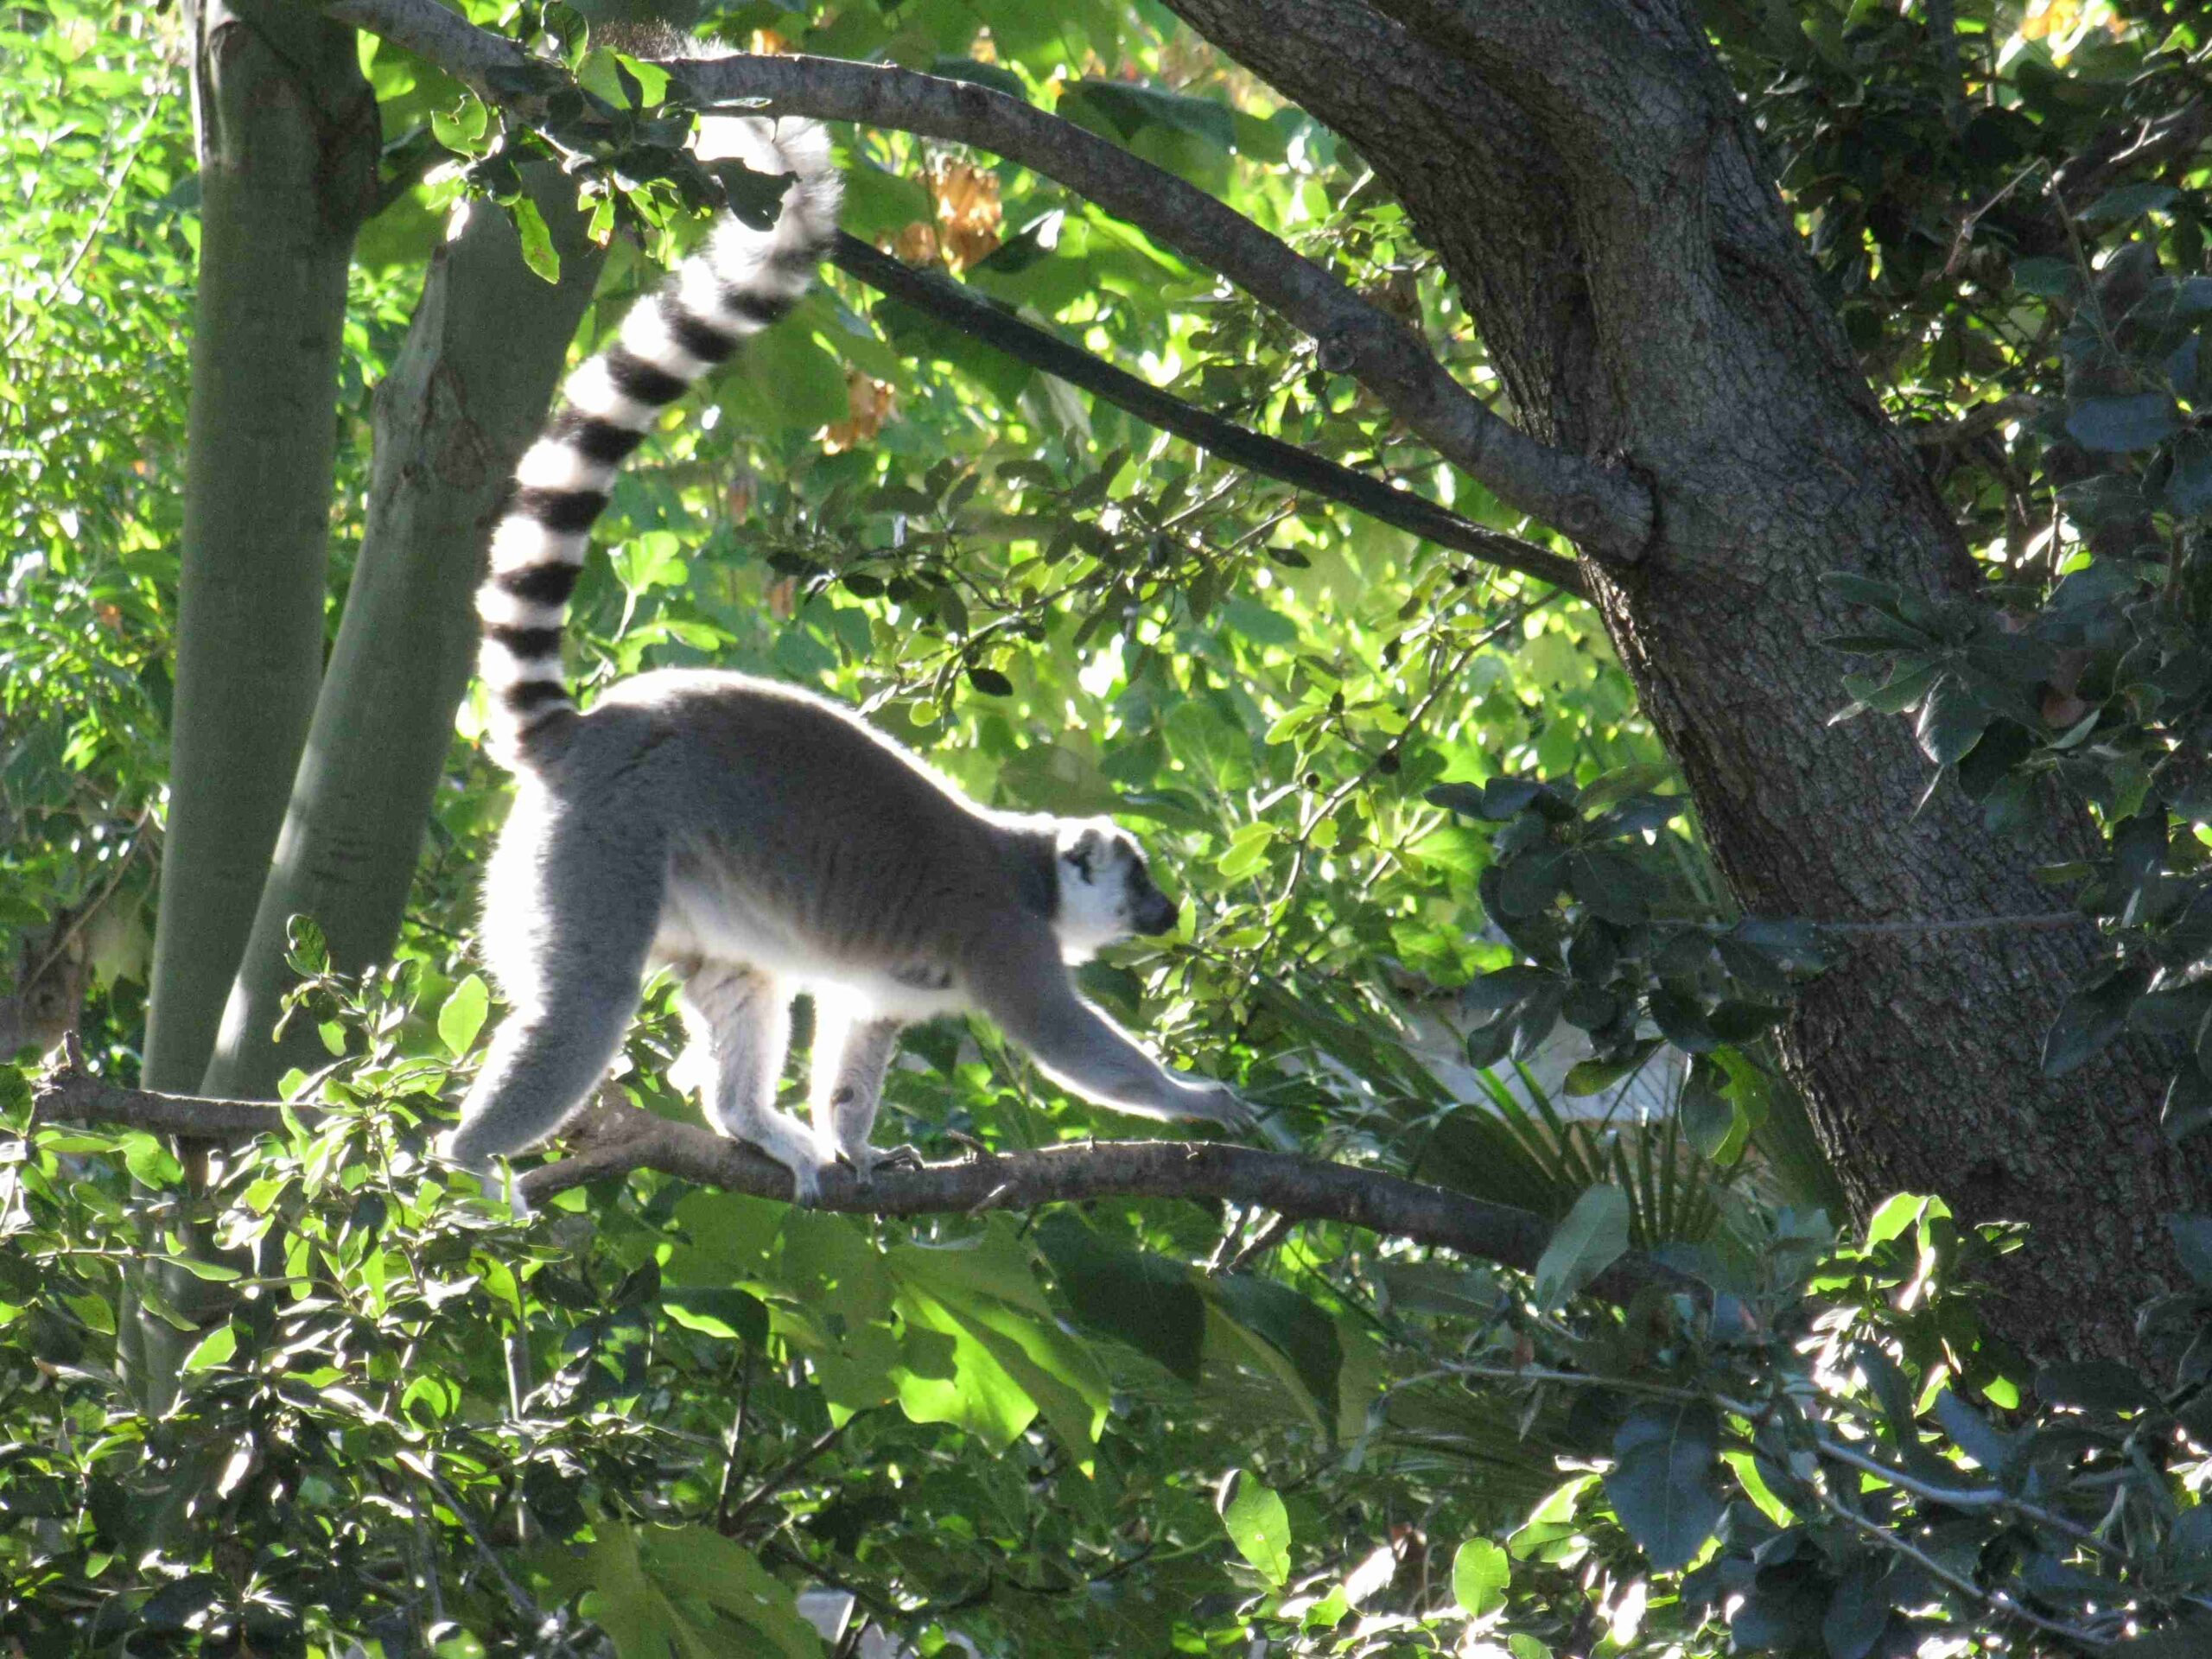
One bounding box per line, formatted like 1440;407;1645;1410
680;963;828;1204
444;815;661;1205
810;999;916;1184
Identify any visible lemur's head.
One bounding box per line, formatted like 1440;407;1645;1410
1053;819;1179;961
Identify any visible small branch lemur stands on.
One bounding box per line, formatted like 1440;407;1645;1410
444;111;1252;1205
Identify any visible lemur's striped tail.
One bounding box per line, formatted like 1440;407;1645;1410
476;117;842;766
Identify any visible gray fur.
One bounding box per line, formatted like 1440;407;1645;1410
446;673;1252;1203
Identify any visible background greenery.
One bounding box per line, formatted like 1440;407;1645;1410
4;0;2211;1654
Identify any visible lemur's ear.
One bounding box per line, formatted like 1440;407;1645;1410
1063;825;1109;877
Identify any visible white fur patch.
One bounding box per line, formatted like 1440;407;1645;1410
619;299;709;382
1053;840;1132;963
563;357;658;430
475;587;567;630
514;436;617;493
479;647;563;689
676;258;765;337
487;518;587;572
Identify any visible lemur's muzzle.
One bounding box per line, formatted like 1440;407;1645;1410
1134;891;1179;935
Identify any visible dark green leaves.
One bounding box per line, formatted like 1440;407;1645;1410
2043;962;2151;1077
1605;1402;1722;1571
1036;1214;1203;1382
2066;392;2179;454
1534;1184;1630;1309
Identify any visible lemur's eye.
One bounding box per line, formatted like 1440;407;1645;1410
1065;846;1095;880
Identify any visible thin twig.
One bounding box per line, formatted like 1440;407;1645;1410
713;1349;756;1534
408;1458;564;1645
1805;910;2084;937
1815;1486;2122;1651
1221;1213;1295;1276
721;1416;858;1535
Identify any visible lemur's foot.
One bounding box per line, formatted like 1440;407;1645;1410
840;1143;925;1186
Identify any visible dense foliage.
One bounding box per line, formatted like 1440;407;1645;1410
7;0;2212;1654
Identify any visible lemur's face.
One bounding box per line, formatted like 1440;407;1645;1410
1055;822;1179;960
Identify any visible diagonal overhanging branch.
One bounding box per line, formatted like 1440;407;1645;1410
29;1059;1683;1305
833;234;1586;592
321;0;1654;564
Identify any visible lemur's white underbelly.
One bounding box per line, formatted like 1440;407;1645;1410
653;875;969;1025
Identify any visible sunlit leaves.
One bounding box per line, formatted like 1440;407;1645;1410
1218;1468;1293;1586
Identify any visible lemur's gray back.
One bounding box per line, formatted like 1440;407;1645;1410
474;116;842;767
568;672;1065;967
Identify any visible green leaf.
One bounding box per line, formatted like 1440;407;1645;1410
1604;1400;1721;1570
285;915;328;976
575;47;633;110
638;1527;825;1658
2082;181;2179;224
1035;1214;1203;1382
430;94;490;156
2169;430;2212;515
1821;1558;1889;1659
1217;820;1277;879
2012;255;2079;297
1076;79;1233;148
582;1524;825;1659
727;315;851;430
123;1133;185;1189
155;1251;242;1283
928;55;1029;101
438;973;489;1058
1679;1056;1742;1164
1567;849;1648;925
181;1323;238;1375
2066;392;2178;454
1534;1184;1630;1309
890;1228;1110;1462
2034;1360;2156;1414
1452;1537;1510;1617
661;1287;769;1346
1866;1192;1942;1249
2043;963;2149;1077
1914;677;1987;766
1209;1272;1343;1427
1217;1469;1292;1585
1575;763;1674;815
2171;1212;2212;1288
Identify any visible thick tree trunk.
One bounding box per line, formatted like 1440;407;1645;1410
1168;0;2196;1358
143;0;375;1094
201;169;604;1097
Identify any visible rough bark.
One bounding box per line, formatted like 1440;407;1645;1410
201;168;605;1098
143;0;376;1094
1164;0;2192;1357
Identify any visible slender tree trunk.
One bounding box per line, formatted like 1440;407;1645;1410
143;0;375;1094
202;169;604;1097
1167;0;2196;1358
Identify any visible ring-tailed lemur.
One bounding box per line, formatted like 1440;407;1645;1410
446;112;1251;1205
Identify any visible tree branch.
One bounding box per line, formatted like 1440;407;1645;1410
28;1059;1681;1304
320;0;1654;563
831;234;1585;593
